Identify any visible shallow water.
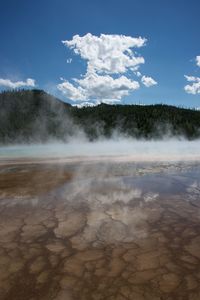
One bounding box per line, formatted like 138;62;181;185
0;160;200;300
1;141;200;162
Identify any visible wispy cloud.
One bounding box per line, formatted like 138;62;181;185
66;58;72;64
141;75;157;87
196;55;200;67
0;78;36;89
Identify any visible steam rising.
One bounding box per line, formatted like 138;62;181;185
1;139;200;162
1;89;200;163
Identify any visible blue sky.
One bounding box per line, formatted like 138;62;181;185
0;0;200;108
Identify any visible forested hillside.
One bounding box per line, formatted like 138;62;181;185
0;89;200;143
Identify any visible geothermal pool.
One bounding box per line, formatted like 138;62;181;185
1;147;200;300
1;140;200;162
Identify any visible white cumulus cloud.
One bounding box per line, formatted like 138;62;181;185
62;33;146;75
0;78;36;89
196;56;200;67
57;81;86;100
184;55;200;95
73;101;98;108
184;75;200;95
73;98;121;108
58;33;157;103
76;73;140;99
58;73;139;101
141;75;157;87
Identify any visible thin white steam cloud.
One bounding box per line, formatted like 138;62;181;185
58;33;157;104
0;78;36;89
2;139;200;162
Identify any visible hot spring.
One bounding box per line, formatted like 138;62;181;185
1;141;200;300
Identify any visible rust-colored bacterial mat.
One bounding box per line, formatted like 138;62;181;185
0;161;200;300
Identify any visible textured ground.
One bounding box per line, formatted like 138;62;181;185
0;161;200;300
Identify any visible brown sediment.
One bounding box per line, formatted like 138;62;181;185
0;165;73;197
0;161;200;300
1;153;200;167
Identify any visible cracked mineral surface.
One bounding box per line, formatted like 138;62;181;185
0;160;200;299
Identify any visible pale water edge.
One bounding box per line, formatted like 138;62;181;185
0;140;200;162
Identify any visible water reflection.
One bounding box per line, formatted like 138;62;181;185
0;161;200;300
